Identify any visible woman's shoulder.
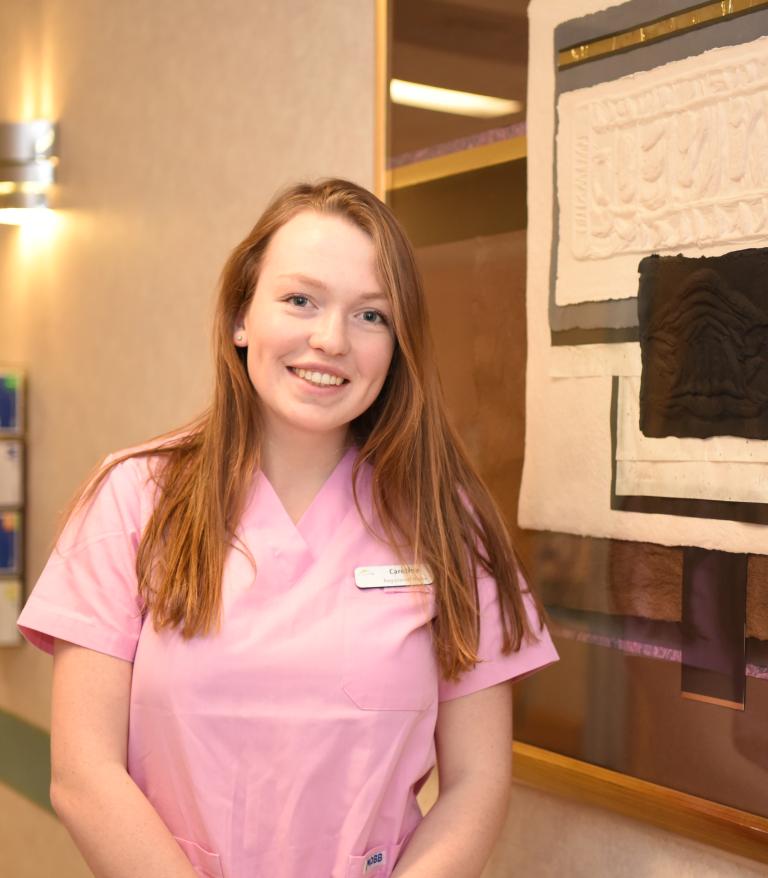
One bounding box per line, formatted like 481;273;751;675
96;444;164;499
100;428;195;486
61;434;188;551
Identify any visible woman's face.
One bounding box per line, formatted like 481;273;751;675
235;210;395;444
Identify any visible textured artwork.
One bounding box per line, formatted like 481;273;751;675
549;2;768;356
617;377;768;467
638;249;768;439
612;378;768;523
516;0;768;832
613;376;768;524
555;35;768;309
521;0;768;554
549;342;640;378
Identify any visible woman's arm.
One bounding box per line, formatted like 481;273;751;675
50;640;198;878
391;681;514;878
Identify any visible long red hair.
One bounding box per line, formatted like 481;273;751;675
69;179;543;682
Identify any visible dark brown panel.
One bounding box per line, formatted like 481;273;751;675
639;251;768;440
681;548;747;709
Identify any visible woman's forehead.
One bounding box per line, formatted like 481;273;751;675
260;210;381;291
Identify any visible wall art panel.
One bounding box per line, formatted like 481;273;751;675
520;0;768;554
617;377;768;464
555;35;768;308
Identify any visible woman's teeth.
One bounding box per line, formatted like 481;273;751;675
292;368;345;387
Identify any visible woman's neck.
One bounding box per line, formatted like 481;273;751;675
259;425;352;523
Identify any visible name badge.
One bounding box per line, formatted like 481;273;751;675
354;564;433;589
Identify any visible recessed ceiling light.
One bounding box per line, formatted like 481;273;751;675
389;79;522;118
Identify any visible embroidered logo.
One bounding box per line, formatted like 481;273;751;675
363;849;386;873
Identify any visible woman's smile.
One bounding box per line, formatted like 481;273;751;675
288;365;349;389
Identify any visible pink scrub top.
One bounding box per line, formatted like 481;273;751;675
18;446;558;878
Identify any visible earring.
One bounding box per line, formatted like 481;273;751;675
235;333;245;344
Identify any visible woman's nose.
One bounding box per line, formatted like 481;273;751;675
309;311;349;356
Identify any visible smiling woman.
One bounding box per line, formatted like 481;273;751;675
16;178;557;878
234;211;395;455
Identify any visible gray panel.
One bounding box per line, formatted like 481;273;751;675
555;0;691;51
558;6;768;92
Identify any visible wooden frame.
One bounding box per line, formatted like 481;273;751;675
512;742;768;865
373;0;389;200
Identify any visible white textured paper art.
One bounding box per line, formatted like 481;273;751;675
549;342;641;378
617;377;768;464
616;378;768;503
556;34;768;306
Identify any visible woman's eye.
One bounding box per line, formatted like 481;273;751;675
361;309;387;325
287;294;310;307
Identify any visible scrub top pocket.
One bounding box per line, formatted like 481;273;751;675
346;838;404;878
341;583;438;711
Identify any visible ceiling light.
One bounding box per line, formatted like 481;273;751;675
389;79;522;118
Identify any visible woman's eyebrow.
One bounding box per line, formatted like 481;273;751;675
277;273;386;301
277;272;328;289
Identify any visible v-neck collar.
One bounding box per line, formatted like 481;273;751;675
239;446;358;559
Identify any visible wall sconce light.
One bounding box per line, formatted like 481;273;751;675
0;120;58;226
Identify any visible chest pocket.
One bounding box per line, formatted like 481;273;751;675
341;583;438;711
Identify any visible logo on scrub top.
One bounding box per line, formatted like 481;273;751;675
363;849;386;873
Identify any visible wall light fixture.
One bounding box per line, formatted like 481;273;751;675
0;120;58;226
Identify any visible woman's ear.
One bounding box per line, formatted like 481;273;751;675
233;317;247;347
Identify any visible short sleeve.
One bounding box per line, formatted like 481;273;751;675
17;456;148;662
438;568;559;702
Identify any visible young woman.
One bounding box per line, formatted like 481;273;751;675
18;179;558;878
